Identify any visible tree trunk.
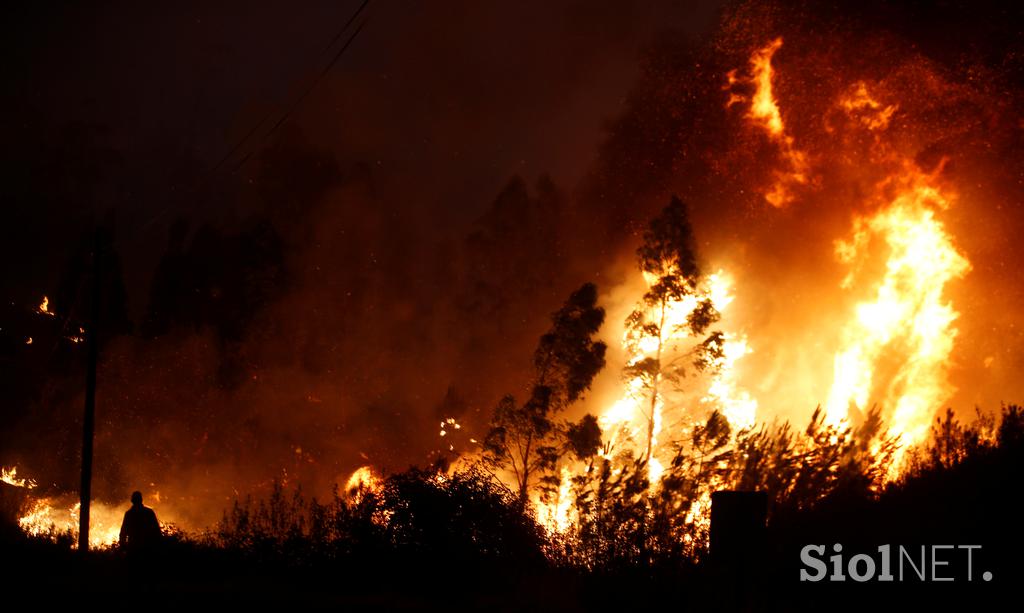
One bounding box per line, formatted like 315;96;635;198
519;432;533;504
644;299;667;466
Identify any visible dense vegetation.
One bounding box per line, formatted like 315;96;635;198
2;405;1020;609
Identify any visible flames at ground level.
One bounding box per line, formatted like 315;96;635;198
3;33;1003;549
3;463;388;549
3;466;188;549
531;37;974;535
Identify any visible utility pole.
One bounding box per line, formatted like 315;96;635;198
78;231;101;552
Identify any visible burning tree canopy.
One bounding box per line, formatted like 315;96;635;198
482;282;607;503
600;196;734;485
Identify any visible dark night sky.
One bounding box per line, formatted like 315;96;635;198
2;0;723;305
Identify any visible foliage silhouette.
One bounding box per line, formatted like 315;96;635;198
483;282;607;503
622;196;724;465
3;406;1022;609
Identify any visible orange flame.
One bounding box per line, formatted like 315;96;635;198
38;296;55;316
728;37;809;207
826;164;970;450
839;81;898;131
748;37;785;136
344;465;382;500
18;498;125;549
1;466;37;489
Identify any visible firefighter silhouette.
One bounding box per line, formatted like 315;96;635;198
118;490;162;552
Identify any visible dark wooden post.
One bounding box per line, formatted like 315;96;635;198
709;490;769;608
710;490;768;564
78;231;101;552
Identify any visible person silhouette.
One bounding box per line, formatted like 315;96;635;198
118;491;162;553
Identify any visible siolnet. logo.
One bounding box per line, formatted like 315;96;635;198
799;544;993;582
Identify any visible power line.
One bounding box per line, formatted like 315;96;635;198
142;0;372;231
208;0;371;176
231;18;367;173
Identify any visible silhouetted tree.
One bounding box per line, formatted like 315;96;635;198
381;467;546;564
484;283;607;503
996;403;1023;449
565;414;603;461
926;408;995;469
625;196;723;464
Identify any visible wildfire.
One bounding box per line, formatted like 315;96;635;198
700;274;757;430
38;296;54;316
748;37;785;136
728;40;971;456
439;417;461;437
536;467;575;534
438;416;464;453
18;498;124;549
702;334;756;430
4;32;982;558
535;37;975;535
839;81;898;131
598;269;754;484
729;37;809;207
531;266;757;535
6;464;185;549
1;466;37;489
825;165;970;448
345;465;382;499
68;327;85;344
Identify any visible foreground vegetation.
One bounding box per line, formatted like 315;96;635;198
2;405;1021;609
